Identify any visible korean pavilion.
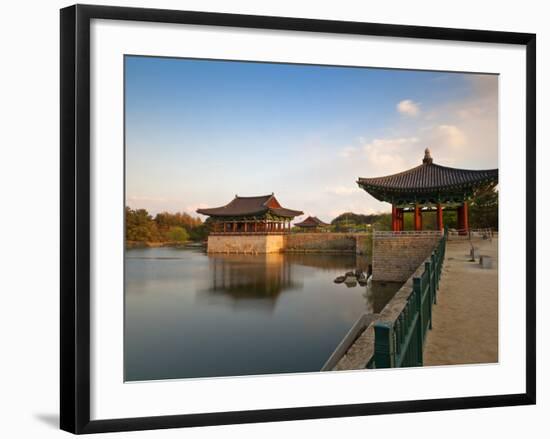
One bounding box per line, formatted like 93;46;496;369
197;194;303;234
357;149;498;233
294;216;330;232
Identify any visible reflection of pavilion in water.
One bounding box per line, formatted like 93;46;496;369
205;254;302;309
203;252;402;315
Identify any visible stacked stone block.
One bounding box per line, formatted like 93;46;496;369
373;234;439;281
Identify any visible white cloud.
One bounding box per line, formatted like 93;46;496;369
434;124;467;148
338;146;358;158
361;137;420;174
397;99;420;117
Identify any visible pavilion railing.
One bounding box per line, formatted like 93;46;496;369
373;230;443;237
367;228;447;368
447;227;493;240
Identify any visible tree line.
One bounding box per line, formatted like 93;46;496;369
125;207;208;243
126;184;498;242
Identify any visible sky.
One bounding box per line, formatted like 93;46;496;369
125;56;498;222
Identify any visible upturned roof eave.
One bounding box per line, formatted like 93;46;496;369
196;207;269;217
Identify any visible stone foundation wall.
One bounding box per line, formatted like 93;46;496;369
355;234;372;256
372;234;440;281
207;234;285;254
207;232;373;255
285;233;357;253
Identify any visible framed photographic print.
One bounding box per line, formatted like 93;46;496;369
60;4;536;434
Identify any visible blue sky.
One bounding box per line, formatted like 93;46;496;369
125;56;498;221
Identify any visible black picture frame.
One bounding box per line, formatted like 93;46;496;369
60;4;536;434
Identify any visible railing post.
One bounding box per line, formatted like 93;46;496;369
413;277;424;366
431;253;437;304
373;321;395;368
425;261;433;329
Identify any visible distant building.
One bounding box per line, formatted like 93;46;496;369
197;194;303;253
197;193;303;234
294;216;330;232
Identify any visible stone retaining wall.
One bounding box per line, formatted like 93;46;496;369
333;260;428;371
207;234;285;254
285;233;369;254
207;232;373;255
372;234;439;281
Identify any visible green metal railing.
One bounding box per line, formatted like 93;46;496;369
368;229;447;368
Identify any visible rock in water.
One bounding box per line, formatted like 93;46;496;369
344;275;357;287
334;276;345;284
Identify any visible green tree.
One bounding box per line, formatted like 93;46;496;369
188;223;209;241
331;212;382;231
166;226;189;242
468;183;499;230
372;213;392;231
125;207;160;242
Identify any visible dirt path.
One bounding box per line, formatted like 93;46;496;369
423;237;498;366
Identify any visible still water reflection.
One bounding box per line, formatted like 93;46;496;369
125;247;402;381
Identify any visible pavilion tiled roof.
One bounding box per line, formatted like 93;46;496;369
197;194;303;218
357;149;498;203
294;216;330;227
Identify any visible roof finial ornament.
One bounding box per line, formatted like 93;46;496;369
423;148;433;164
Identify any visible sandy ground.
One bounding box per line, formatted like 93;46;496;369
423;237;498;366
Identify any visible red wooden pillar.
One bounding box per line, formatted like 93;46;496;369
414;205;422;231
461;202;469;233
391;205;398;232
394;208;403;231
457;205;464;232
436;204;443;231
399;208;405;231
395;207;401;232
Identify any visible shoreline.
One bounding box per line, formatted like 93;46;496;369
126;241;206;249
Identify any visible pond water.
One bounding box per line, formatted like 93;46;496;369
125;247;402;381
